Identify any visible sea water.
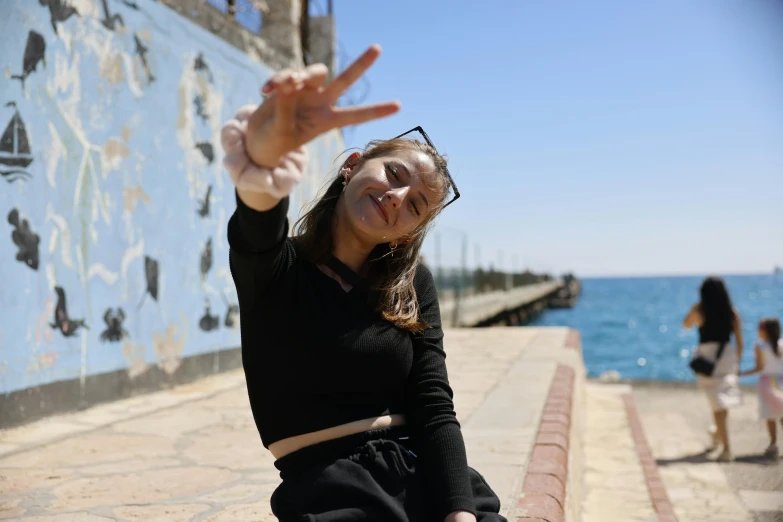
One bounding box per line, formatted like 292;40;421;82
531;274;783;382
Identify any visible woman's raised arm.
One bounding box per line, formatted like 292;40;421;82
224;44;400;212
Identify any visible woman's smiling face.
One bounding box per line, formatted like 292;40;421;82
340;148;444;246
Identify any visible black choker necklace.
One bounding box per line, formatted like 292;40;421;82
325;254;365;290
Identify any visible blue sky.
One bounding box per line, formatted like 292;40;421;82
328;0;783;277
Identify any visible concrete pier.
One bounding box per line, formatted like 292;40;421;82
0;327;585;521
3;328;781;521
439;281;565;327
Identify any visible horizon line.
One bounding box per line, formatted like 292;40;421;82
577;270;779;279
425;266;780;279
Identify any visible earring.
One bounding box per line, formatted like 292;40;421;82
340;168;349;191
389;242;398;257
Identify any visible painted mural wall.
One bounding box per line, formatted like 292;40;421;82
0;0;343;396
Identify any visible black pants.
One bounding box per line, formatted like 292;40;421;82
270;426;507;521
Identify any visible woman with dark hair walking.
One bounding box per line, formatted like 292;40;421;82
221;45;506;521
684;276;744;462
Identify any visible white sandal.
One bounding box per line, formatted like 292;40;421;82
715;449;734;462
706;426;720;452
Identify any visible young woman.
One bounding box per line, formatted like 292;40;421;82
221;44;506;521
683;276;744;462
739;317;783;458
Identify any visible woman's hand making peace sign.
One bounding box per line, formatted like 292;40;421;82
221;44;399;209
246;44;400;168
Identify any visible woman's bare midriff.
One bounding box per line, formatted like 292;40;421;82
268;414;406;459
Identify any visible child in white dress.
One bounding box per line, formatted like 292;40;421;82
739;317;783;458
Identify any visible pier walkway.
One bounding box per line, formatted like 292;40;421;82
583;381;783;522
439;281;564;327
633;383;783;522
0;328;584;521
4;329;781;522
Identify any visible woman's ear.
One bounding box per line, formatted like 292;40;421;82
342;151;362;172
339;152;362;187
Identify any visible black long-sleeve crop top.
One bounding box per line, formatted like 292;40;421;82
226;192;475;517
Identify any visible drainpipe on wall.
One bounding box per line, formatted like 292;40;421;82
300;0;310;65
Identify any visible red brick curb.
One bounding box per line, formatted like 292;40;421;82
622;393;679;522
517;363;575;522
564;329;581;352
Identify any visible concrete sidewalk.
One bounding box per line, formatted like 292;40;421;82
581;383;656;522
0;327;584;521
581;381;783;522
633;383;783;522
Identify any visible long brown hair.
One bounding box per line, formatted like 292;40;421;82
293;138;451;332
760;317;781;356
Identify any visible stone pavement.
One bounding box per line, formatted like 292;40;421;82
581;383;656;522
0;327;584;521
633;383;783;522
580;381;783;522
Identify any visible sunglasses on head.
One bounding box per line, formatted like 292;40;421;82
392;126;460;209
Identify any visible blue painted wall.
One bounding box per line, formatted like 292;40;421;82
0;0;343;395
